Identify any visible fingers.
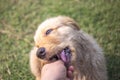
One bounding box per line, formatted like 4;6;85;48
67;66;74;80
68;66;74;72
54;61;74;80
42;60;74;80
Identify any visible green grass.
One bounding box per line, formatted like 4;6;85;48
0;0;120;80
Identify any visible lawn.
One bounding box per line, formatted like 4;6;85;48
0;0;120;80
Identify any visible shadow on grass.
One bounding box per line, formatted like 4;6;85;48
105;54;120;80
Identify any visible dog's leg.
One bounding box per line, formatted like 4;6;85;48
30;47;41;80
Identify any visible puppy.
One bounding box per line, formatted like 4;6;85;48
30;16;107;80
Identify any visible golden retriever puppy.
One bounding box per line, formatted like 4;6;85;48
30;16;107;80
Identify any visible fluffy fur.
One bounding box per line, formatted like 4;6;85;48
30;16;107;80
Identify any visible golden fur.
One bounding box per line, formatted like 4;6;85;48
30;16;107;80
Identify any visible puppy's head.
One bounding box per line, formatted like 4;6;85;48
34;16;80;64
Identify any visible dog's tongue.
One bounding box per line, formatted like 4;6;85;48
60;48;71;65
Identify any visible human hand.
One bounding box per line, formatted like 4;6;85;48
41;60;74;80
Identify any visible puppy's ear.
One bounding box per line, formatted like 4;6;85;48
66;21;80;30
58;16;80;30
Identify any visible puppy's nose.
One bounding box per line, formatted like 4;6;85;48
36;47;46;59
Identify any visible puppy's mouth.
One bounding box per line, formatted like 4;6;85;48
49;47;72;65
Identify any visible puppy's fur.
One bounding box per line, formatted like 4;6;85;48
30;16;107;80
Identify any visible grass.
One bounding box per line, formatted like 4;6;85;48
0;0;120;80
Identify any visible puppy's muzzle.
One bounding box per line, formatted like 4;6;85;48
36;47;46;59
36;47;72;67
50;47;72;66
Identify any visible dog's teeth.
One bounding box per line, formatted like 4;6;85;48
51;58;57;62
66;52;71;62
66;49;71;53
64;47;71;53
49;55;59;62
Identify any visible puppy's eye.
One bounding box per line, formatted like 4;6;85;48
46;29;53;35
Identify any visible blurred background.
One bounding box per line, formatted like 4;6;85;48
0;0;119;80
